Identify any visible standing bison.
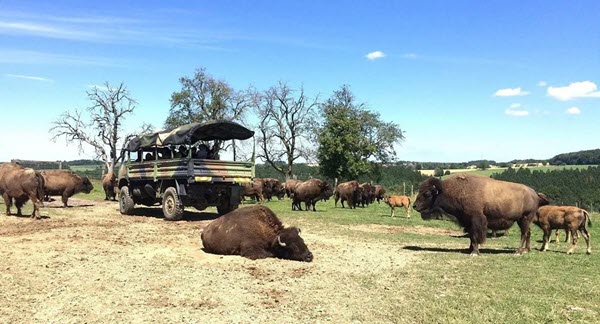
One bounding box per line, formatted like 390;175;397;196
358;182;374;207
283;179;303;198
334;180;362;209
413;174;550;255
102;172;117;201
374;185;386;204
384;195;411;217
200;205;313;262
41;170;94;207
292;178;333;211
261;178;284;201
0;163;45;219
241;179;265;202
534;205;591;254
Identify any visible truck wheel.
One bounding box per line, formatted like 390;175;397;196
163;187;184;221
119;186;135;215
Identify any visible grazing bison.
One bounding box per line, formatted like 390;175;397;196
292;178;333;211
241;179;265;202
413;174;550;255
283;179;303;198
200;205;313;262
384;195;411;217
102;172;117;201
534;205;591;254
0;163;45;219
334;180;362;209
41;170;94;207
374;185;386;204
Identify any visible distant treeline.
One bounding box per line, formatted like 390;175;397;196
549;149;600;165
492;166;600;212
255;163;427;195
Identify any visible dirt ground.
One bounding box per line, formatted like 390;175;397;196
0;198;425;323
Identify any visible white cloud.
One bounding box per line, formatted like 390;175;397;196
365;51;385;60
566;106;581;115
538;81;547;87
510;103;522;108
505;108;529;117
547;81;600;101
493;87;529;97
402;53;419;59
4;73;53;82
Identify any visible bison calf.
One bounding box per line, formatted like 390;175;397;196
534;205;592;254
384;195;411;217
41;170;94;207
201;205;313;262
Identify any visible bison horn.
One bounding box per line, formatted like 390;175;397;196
277;235;287;247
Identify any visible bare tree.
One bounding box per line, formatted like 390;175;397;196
50;82;152;171
165;68;252;158
256;82;319;179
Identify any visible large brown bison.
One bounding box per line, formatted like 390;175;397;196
413;174;550;255
0;163;45;219
283;179;303;198
102;172;117;201
241;179;265;202
41;170;94;207
358;182;374;207
262;178;284;201
334;180;362;209
200;205;313;262
374;185;386;204
292;178;333;211
384;195;411;217
534;205;591;254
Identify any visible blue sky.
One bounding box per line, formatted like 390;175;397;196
1;1;599;163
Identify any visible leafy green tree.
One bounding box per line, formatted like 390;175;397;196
316;85;404;180
165;68;252;157
478;160;490;170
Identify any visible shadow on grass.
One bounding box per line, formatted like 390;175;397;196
402;245;516;255
129;207;221;222
45;204;96;208
4;213;50;220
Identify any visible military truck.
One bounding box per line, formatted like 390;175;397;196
117;120;254;220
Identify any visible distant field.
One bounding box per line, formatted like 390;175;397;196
417;165;598;178
69;164;103;172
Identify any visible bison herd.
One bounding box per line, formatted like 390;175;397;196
0;163;593;261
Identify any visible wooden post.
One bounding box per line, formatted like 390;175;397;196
403;182;406;196
411;185;414;198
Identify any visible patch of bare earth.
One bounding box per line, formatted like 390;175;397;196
348;223;464;236
0;199;416;323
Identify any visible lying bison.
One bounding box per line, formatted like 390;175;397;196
0;163;45;219
413;174;550;255
334;180;362;209
41;170;94;207
384;195;411;217
534;205;591;254
292;178;333;211
102;171;117;201
201;205;313;262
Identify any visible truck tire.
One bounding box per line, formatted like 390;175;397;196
163;187;184;221
119;186;135;215
217;195;238;216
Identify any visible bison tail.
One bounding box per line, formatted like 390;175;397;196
583;210;592;228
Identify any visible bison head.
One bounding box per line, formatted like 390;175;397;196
273;227;313;262
81;177;94;194
320;181;334;201
413;177;443;219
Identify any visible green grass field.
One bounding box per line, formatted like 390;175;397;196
441;164;598;179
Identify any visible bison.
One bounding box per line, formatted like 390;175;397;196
384;195;411;217
200;205;313;262
413;174;550;255
0;163;45;219
334;180;362;209
41;170;94;207
283;179;303;198
291;178;333;211
241;179;265;202
374;185;386;204
358;182;374;207
102;171;117;201
262;178;284;201
534;205;591;254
